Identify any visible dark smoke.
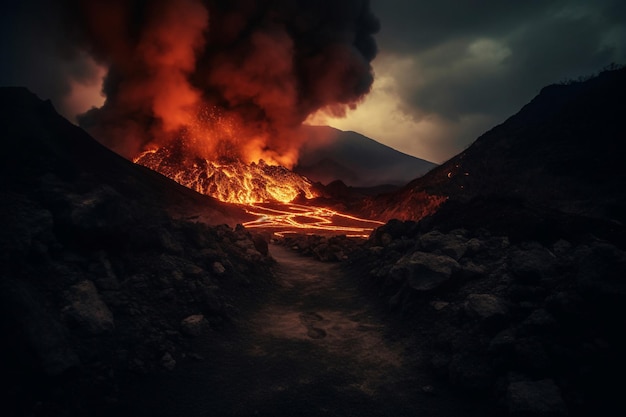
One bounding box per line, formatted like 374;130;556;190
64;0;380;165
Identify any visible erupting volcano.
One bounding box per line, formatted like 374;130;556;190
60;0;383;236
2;1;406;239
134;145;317;205
134;137;383;238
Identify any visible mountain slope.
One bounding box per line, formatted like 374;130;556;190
0;87;273;416
0;87;252;225
365;67;626;237
295;125;437;187
350;68;626;417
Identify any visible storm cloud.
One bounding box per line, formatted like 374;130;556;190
2;1;624;165
322;0;626;163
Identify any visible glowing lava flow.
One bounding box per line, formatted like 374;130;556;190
135;147;316;204
134;145;384;238
242;203;384;238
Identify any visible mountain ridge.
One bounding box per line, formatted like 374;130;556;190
363;67;626;235
0;86;252;226
296;125;437;187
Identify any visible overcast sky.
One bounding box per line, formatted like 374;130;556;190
314;0;626;163
1;1;625;164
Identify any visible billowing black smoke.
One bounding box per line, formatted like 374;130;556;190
58;0;380;165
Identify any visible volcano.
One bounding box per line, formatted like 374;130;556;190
134;143;317;204
3;67;626;417
132;141;384;238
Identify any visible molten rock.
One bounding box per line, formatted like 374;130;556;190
135;144;317;204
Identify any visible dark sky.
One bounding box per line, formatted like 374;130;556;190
1;1;625;163
318;0;625;162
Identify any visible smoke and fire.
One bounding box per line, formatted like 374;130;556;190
133;138;384;238
134;145;317;205
53;0;382;236
63;0;379;167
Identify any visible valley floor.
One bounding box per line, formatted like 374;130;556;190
115;244;490;417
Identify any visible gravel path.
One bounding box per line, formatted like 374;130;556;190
119;244;483;417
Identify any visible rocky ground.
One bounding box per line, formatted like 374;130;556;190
0;182;274;416
111;244;489;417
0;87;275;416
280;217;626;417
3;70;625;416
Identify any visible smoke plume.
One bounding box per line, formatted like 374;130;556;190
65;0;379;166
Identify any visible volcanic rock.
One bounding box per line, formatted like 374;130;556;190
506;379;567;417
508;247;557;284
180;314;209;337
161;352;177;371
390;251;460;292
0;87;274;416
62;280;115;335
463;293;509;329
419;229;469;260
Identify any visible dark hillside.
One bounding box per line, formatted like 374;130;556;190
365;67;626;233
0;88;271;416
344;68;626;416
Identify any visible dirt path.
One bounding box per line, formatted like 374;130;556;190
122;244;480;417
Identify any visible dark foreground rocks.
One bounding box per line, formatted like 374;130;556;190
283;218;626;416
0;87;273;416
0;184;274;416
344;219;626;417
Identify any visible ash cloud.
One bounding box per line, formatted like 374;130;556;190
55;0;380;165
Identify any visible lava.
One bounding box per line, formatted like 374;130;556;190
135;146;316;204
134;145;382;238
243;203;384;238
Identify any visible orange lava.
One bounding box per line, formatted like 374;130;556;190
243;203;384;238
134;146;383;238
134;148;316;204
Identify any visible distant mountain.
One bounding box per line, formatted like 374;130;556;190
365;67;626;243
295;125;437;187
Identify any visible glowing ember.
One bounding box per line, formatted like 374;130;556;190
135;146;316;204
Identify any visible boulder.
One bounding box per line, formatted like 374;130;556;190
212;261;226;275
464;294;508;322
419;230;468;260
181;314;209;337
66;186;133;240
509;247;556;283
390;251;460;292
506;379;567;416
250;233;269;256
5;279;81;375
576;242;626;301
62;280;115;335
161;352;176;371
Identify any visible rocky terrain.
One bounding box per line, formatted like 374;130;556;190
281;68;626;417
364;67;626;225
2;67;625;417
279;216;625;417
0;88;274;416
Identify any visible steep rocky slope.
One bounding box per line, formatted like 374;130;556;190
284;68;626;417
0;88;273;416
365;67;626;229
